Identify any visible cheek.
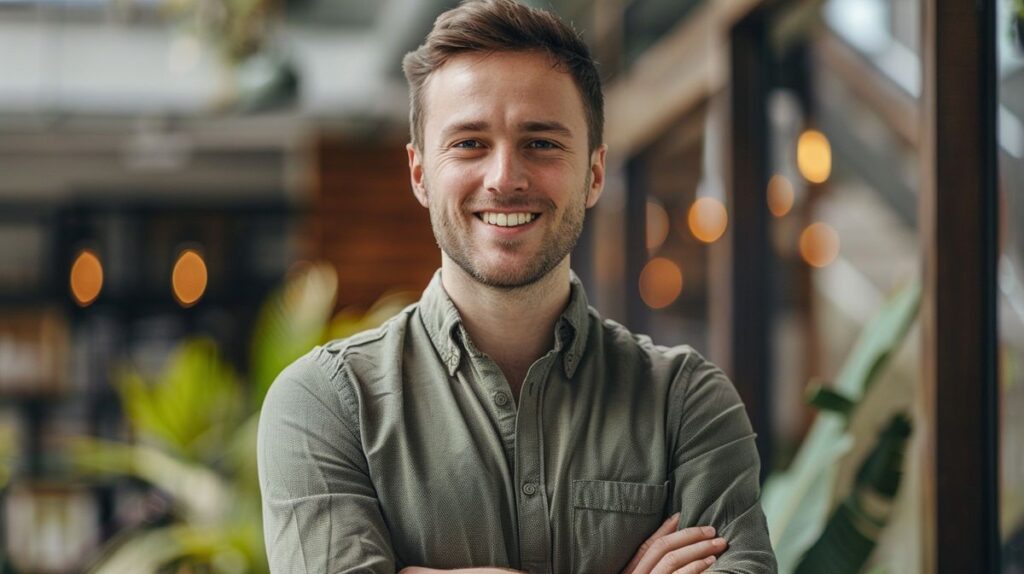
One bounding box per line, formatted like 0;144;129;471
430;166;477;199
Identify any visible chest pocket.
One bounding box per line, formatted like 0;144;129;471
571;479;669;574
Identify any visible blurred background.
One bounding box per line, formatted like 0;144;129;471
0;0;1019;572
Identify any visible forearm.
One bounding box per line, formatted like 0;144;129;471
397;564;524;568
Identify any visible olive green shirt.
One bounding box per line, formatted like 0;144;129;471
257;270;776;574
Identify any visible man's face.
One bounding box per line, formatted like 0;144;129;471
407;50;606;289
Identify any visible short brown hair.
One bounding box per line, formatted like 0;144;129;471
402;0;603;153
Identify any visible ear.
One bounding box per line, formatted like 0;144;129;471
407;143;429;208
585;144;607;208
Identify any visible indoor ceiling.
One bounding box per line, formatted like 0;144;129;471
0;0;463;121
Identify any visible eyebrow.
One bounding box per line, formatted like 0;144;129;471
441;121;489;140
520;121;573;137
439;120;575;140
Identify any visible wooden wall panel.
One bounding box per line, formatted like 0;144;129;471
310;137;439;310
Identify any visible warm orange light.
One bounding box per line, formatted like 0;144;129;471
767;174;795;217
172;249;208;307
799;223;840;268
639;257;683;310
646;200;670;252
687;197;728;244
797;129;832;184
70;249;103;307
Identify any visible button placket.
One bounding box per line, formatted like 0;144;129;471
513;358;554;573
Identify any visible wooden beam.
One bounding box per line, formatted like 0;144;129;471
603;0;758;157
727;7;773;479
624;153;649;335
918;0;999;571
814;32;919;148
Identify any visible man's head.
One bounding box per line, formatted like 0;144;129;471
403;0;606;290
403;0;603;155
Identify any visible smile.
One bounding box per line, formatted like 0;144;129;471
475;212;539;228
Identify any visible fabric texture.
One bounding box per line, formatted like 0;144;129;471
257;269;777;574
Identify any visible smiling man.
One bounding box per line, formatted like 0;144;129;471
257;1;777;573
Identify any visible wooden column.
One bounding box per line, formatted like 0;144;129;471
919;0;999;571
728;8;773;478
625;153;649;335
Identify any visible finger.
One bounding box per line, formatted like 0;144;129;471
672;555;717;574
633;527;719;574
651;538;727;574
620;513;680;574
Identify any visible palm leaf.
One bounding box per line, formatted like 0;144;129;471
763;281;920;572
85;522;264;574
84;526;185;574
249;262;337;405
794;415;912;574
69;438;230;526
117;339;243;463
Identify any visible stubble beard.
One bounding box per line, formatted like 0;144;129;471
424;176;590;290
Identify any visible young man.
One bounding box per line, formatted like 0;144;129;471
257;1;777;573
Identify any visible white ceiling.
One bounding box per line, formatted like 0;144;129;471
0;0;460;199
0;0;454;120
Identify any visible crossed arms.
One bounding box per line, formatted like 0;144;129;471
257;352;776;574
399;515;730;574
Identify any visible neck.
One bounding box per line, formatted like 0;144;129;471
441;256;572;386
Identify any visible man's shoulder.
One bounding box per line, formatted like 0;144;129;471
590;309;709;375
267;302;421;398
318;301;422;372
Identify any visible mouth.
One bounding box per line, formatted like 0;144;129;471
473;211;542;229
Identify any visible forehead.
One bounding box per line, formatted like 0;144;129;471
421;51;587;139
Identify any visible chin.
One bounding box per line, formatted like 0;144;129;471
463;258;554;290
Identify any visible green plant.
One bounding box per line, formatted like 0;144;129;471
794;414;912;574
762;281;921;573
70;263;413;574
71;340;266;574
162;0;279;65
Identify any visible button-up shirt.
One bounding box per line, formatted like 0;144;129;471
257;270;776;573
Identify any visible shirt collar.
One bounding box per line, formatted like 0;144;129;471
418;269;591;378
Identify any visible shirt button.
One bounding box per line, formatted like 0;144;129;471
522;482;537;496
493;392;510;407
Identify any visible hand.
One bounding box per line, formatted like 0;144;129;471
619;513;728;574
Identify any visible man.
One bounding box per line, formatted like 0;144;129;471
257;1;777;573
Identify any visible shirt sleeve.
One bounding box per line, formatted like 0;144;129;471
257;349;397;574
669;353;778;574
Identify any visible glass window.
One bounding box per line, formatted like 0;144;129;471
998;0;1024;569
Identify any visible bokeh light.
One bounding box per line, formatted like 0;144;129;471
70;249;103;307
687;197;728;244
646;200;670;252
767;174;795;217
639;257;684;309
799;222;840;268
172;249;208;307
797;129;832;184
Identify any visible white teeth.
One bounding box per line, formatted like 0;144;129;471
480;212;536;227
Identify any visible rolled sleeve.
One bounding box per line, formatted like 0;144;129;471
670;354;777;574
257;350;397;574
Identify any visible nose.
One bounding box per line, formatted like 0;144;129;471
483;145;528;194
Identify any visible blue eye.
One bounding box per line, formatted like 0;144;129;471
453;140;481;149
528;140;558;150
